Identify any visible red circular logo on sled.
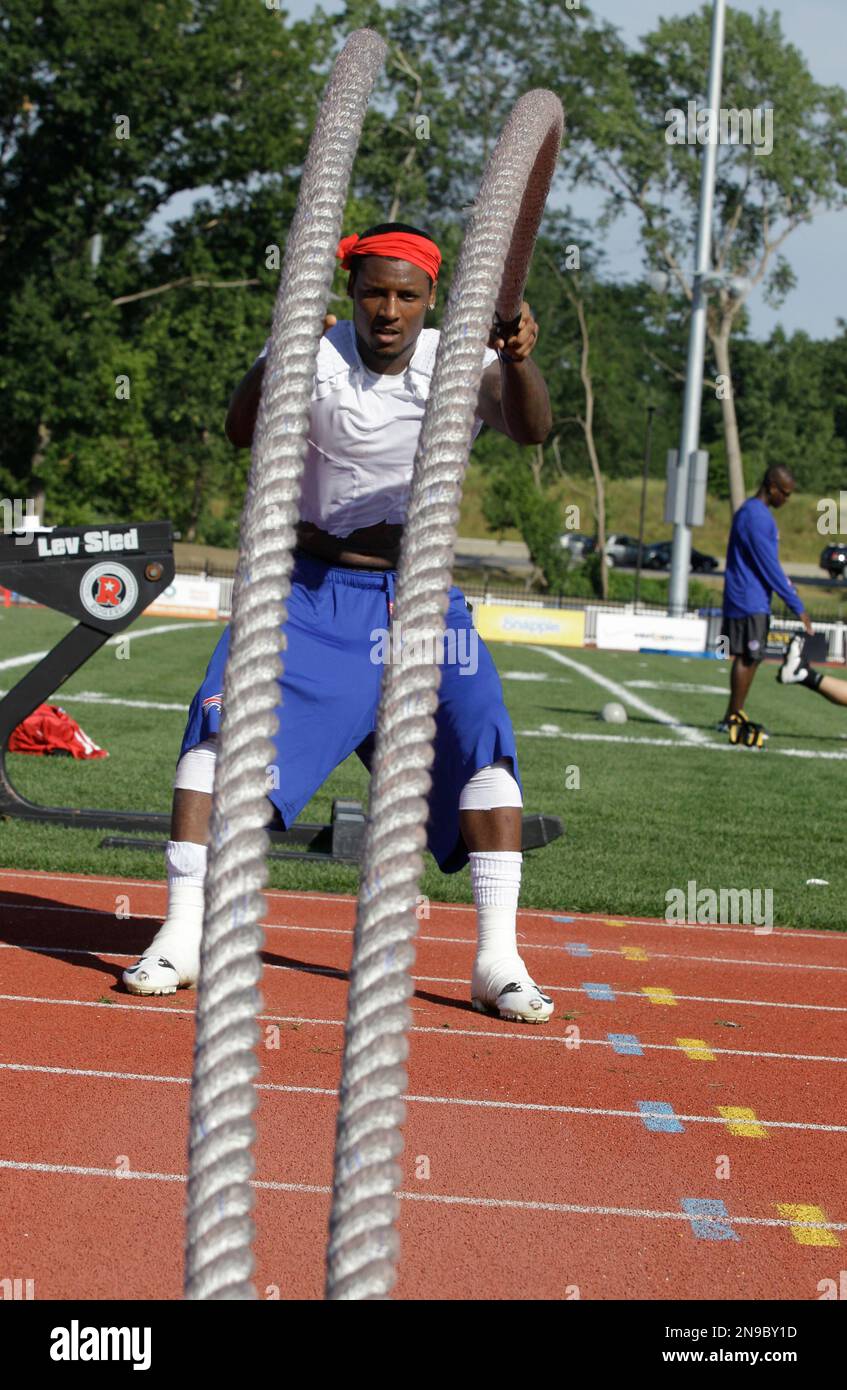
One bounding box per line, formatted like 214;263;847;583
79;562;139;621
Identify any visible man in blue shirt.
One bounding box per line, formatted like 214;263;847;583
719;465;812;733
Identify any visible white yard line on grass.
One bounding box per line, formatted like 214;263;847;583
0;688;185;712
501;671;569;683
0;621;214;674
527;646;711;744
519;726;847;761
625;680;729;695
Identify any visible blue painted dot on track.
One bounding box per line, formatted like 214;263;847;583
582;982;616;1001
681;1198;740;1242
637;1100;684;1134
565;942;592;957
608;1033;643;1056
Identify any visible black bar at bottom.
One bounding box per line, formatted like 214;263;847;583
99;835;357;864
99;813;563;863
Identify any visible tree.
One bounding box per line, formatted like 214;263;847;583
332;0;586;217
568;5;847;511
0;0;331;521
720;327;847;496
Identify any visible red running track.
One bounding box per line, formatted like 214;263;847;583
1;868;846;1301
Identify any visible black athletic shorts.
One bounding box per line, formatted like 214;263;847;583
721;613;770;663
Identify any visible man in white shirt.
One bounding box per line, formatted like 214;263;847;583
123;221;557;1024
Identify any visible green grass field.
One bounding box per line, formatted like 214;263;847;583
1;605;845;929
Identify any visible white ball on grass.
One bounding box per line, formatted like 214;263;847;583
600;701;628;725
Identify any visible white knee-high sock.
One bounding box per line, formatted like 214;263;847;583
469;850;529;997
144;840;207;977
141;741;215;975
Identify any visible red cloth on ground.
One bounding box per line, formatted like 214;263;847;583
9;704;108;759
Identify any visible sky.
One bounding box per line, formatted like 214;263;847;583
270;0;847;341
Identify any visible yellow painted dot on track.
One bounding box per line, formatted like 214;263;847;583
776;1204;840;1247
677;1037;715;1061
642;986;677;1006
717;1106;768;1138
621;945;649;961
603;918;629;927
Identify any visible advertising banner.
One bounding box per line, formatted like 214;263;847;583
474;603;586;647
595;611;708;654
147;575;221;621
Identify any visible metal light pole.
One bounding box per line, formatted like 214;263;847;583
668;0;727;617
634;404;656;610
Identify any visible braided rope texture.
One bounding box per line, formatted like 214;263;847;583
183;28;389;1301
325;89;565;1300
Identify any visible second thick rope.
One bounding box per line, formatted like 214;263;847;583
325;88;565;1300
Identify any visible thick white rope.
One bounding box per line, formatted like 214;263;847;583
183;28;389;1301
325;89;565;1300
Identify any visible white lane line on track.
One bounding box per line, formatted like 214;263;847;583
3;895;840;961
0;622;214;673
520;726;847;761
526;645;711;745
2;992;845;1064
2;871;844;942
2;1063;845;1134
0;1157;843;1231
3;905;845;973
421;974;847;1013
3;944;846;1012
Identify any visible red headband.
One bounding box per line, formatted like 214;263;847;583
336;231;441;284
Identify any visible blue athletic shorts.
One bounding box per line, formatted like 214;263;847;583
179;550;522;873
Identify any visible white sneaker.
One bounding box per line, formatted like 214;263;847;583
122;923;201;996
122;955;186;996
778;635;809;684
471;958;554;1024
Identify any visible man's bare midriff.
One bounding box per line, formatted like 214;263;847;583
296;520;403;570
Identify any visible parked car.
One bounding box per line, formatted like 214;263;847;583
604;533;642;567
644;540;719;573
820;544;847;579
558;532;597;560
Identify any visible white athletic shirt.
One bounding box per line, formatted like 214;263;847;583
256;319;498;537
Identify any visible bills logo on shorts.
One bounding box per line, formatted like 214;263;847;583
202;694;223;717
79;562;138;622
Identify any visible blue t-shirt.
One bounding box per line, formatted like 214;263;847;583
723;497;803;618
